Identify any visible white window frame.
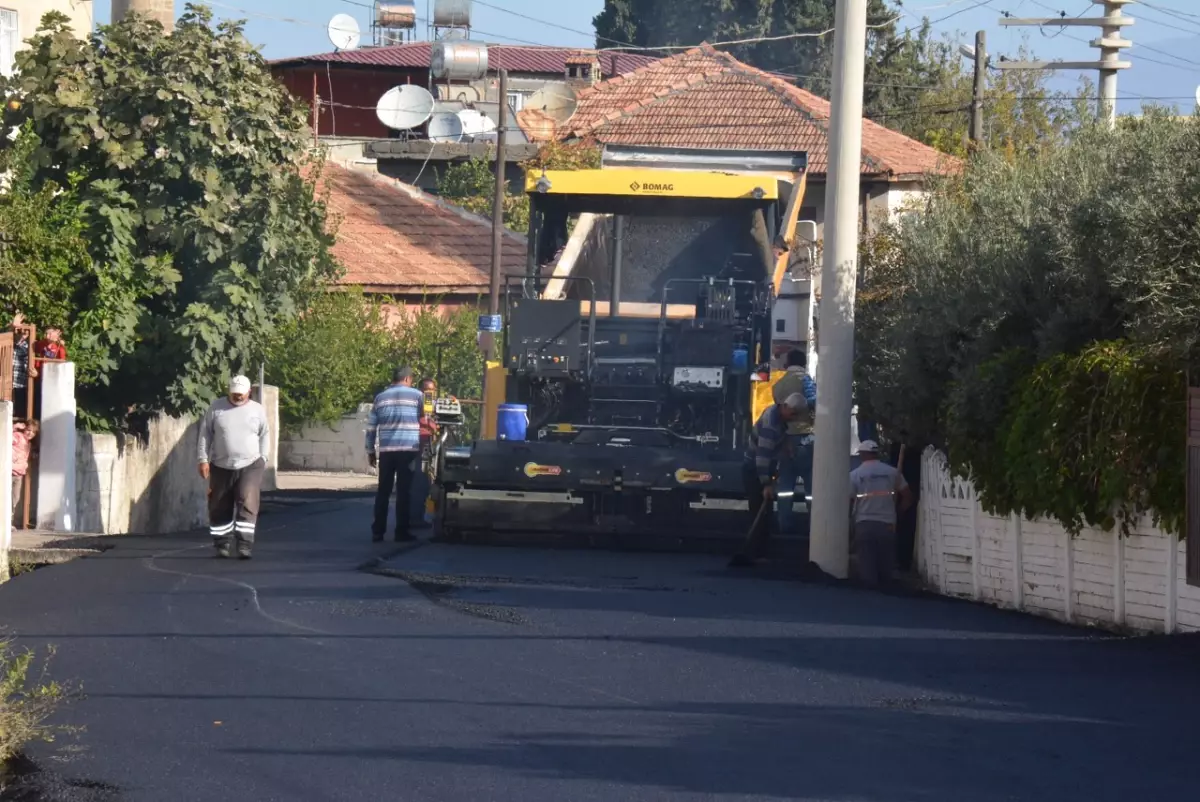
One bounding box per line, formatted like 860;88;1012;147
0;9;17;79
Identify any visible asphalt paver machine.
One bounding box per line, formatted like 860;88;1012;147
435;146;809;550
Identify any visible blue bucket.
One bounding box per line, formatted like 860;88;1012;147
497;403;529;441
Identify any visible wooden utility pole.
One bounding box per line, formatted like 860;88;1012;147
996;0;1134;128
486;68;509;361
970;31;987;148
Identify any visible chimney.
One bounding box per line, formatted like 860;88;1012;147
112;0;175;30
565;50;601;88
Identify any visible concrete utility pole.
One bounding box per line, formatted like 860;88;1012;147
997;0;1134;128
112;0;175;30
808;0;869;579
486;68;509;360
970;31;987;147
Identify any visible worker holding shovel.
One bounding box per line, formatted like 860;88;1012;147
729;393;809;568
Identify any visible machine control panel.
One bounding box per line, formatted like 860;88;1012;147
672;366;725;389
433;397;465;426
517;351;572;373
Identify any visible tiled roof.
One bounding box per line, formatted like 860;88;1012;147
273;42;657;77
567;46;955;179
317;162;526;294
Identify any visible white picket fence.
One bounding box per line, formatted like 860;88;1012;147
918;449;1200;633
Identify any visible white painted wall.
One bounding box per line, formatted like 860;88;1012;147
918;449;1200;634
36;361;76;532
279;405;373;474
1;0;94;76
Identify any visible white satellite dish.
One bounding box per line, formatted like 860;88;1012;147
525;83;578;124
327;14;362;51
1194;84;1200;108
427;112;464;142
375;85;435;130
457;108;496;137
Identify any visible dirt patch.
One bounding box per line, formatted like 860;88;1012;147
1;754;120;802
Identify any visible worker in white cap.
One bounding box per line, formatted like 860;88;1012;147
848;440;913;587
197;375;270;559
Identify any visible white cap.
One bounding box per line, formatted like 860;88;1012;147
229;375;252;395
782;392;807;411
858;440;880;454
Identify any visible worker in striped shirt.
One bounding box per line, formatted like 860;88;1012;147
367;366;424;542
729;392;808;568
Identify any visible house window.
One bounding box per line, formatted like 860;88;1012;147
775;319;786;334
0;9;17;78
507;92;526;112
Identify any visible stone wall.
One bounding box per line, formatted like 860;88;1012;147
75;386;281;535
76;415;208;535
278;405;372;474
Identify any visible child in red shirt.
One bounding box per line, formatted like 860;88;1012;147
34;326;67;361
12;419;38;527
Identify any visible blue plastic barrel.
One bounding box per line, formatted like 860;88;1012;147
497;403;529;441
731;347;749;375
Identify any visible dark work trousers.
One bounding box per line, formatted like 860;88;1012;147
208;458;266;547
373;451;416;538
737;462;773;559
854;520;898;588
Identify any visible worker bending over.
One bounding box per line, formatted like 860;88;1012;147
771;349;817;533
729;392;809;568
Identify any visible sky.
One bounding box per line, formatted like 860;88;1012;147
96;1;1200;114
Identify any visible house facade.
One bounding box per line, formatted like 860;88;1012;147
272;43;657;189
1;0;93;75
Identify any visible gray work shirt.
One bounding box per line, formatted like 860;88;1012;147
849;459;908;526
198;397;270;470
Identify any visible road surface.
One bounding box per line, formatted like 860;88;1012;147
1;493;1197;801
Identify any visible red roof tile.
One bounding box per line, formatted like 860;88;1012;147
567;46;956;179
273;42;657;78
317;163;526;294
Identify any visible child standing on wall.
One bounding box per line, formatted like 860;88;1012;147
12;419;38;529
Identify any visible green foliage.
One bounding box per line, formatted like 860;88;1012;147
0;642;81;765
856;110;1200;534
0;6;337;424
437;142;601;234
884;40;1096;157
267;292;486;434
984;344;1184;535
265;289;394;429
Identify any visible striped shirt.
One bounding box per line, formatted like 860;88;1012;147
745;404;789;483
12;339;29;390
366;384;423;453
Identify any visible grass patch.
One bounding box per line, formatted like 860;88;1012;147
1;641;82;780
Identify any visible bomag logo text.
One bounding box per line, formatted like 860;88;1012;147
630;181;674;192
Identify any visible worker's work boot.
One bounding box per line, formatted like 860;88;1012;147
214;539;232;559
236;540;252;560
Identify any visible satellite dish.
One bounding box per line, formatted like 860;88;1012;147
328;14;362;51
1195;84;1200;108
375;85;435;130
427;112;464;142
457;109;496;137
525;83;578;124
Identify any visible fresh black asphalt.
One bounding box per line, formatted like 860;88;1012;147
1;493;1198;801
